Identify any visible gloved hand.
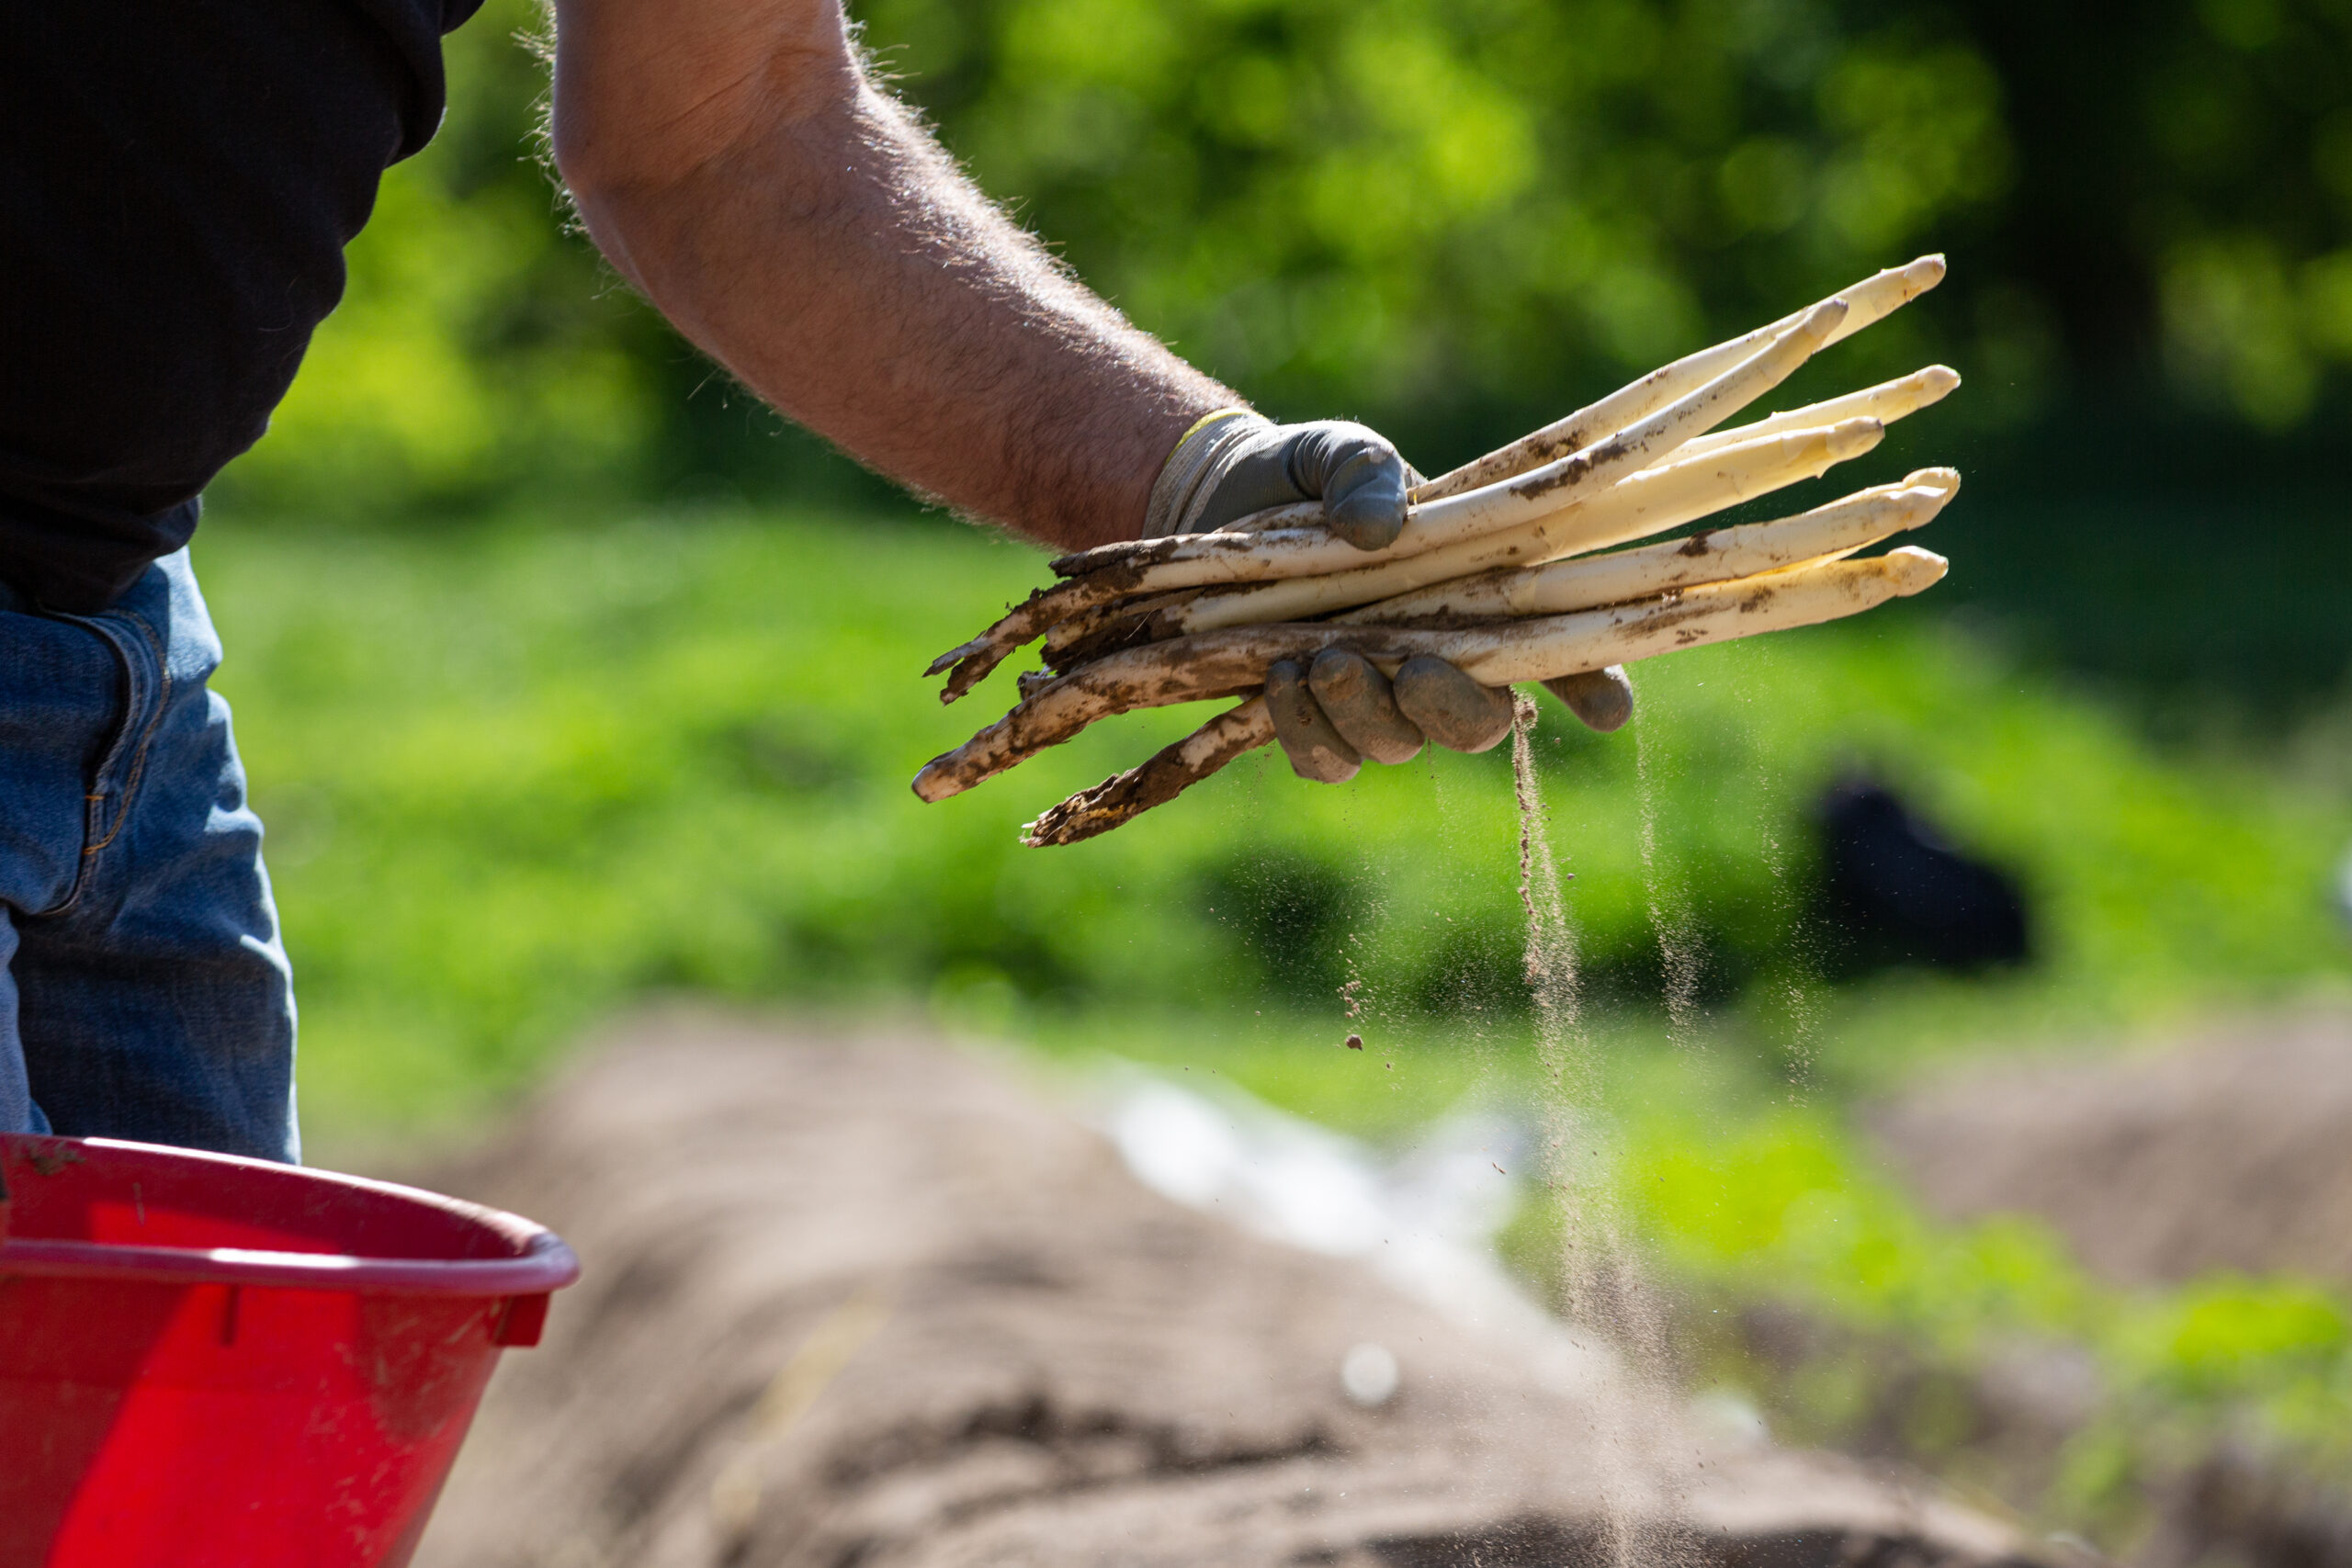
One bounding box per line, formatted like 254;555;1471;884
1265;656;1635;783
1143;409;1636;782
1144;409;1419;549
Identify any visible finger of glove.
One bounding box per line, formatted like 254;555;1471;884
1266;659;1363;783
1393;656;1516;753
1541;666;1634;733
1307;648;1425;764
1284;423;1412;551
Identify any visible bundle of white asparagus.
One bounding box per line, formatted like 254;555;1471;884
915;256;1962;845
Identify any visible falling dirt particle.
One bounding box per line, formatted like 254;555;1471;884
1344;1034;1364;1050
1493;1163;1507;1176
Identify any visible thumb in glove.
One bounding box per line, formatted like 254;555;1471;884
1145;411;1419;550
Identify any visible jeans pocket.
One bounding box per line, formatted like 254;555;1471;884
70;609;170;864
60;611;173;917
0;610;135;918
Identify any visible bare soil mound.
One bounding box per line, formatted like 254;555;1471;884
415;1014;2036;1568
1870;1010;2352;1285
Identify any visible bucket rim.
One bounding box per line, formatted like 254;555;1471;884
0;1134;581;1297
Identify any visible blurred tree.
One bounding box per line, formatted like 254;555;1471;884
1951;0;2352;428
859;0;2018;466
225;0;2352;497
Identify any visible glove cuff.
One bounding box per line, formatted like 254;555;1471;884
1142;408;1272;538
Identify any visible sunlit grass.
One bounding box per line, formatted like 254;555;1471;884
198;500;2351;1143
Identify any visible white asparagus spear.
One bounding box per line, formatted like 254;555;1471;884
1147;417;1886;637
914;547;1946;802
1021;698;1277;846
1662;367;1958;466
1049;427;1933;665
934;262;1951;701
1017;505;1953;843
1223;361;1952;538
1219;501;1324;533
1044;299;1848;587
1197;261;1948;532
1339;469;1958;626
929;299;1847;699
1041;584;1204;671
1413;255;1946;502
924;579;1109;702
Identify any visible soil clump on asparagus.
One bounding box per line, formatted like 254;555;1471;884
413;1012;2037;1568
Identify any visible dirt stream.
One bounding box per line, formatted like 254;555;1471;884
413;1013;2035;1568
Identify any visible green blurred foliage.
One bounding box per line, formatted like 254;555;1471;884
859;0;2010;452
2135;0;2352;426
218;0;2352;507
196;506;2352;1131
1479;1089;2352;1549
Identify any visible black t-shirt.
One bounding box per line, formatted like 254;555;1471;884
0;0;484;612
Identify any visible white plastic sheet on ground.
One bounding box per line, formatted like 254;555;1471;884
1091;1065;1770;1438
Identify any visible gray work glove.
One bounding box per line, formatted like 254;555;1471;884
1265;657;1635;783
1144;410;1635;782
1144;410;1419;549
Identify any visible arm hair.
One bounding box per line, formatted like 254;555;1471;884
548;0;1238;549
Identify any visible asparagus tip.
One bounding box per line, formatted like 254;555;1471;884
1825;415;1887;457
1883;545;1950;593
939;649;1009;705
911;760;961;803
925;639;987;679
1798;296;1852;339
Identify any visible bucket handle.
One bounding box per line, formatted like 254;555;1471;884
492;1292;552;1347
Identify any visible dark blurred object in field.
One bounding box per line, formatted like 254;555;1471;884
1813;775;2030;976
1872;1010;2352;1285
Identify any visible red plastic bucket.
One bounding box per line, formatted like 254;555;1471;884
0;1133;579;1568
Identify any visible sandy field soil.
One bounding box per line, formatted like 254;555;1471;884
1871;1010;2352;1285
413;1013;2037;1568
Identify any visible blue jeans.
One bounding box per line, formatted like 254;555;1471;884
0;550;297;1162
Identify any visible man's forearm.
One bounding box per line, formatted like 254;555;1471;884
549;0;1235;551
